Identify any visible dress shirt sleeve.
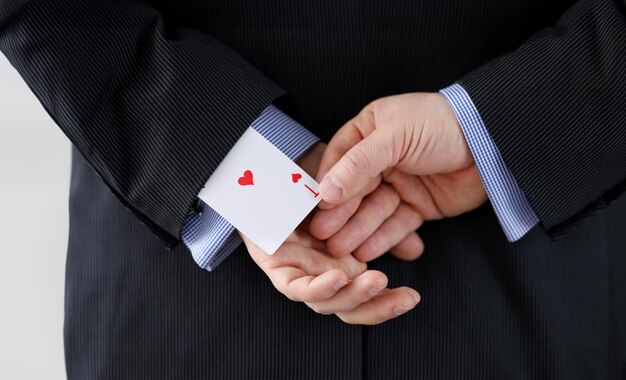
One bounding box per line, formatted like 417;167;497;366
182;105;319;271
456;0;626;237
440;83;539;241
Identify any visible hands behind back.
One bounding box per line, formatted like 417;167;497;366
241;142;420;325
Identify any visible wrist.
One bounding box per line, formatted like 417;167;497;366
435;92;474;169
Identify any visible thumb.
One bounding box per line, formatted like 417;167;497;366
319;129;395;205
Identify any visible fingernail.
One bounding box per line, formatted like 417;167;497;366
411;292;421;304
368;287;384;297
334;280;349;290
320;177;342;201
394;306;413;315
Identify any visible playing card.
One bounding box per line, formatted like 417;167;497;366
198;128;321;254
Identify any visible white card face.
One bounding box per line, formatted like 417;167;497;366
198;129;321;255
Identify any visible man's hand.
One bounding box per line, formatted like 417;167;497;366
241;142;421;324
310;93;488;262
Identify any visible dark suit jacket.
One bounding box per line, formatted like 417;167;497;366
1;0;625;379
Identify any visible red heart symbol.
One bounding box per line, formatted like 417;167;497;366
238;170;254;186
291;173;302;183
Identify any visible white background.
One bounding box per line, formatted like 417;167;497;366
0;54;69;380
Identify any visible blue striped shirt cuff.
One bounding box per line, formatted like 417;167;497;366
181;105;320;271
440;83;539;241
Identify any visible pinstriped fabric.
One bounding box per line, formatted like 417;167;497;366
66;149;364;380
459;0;626;235
252;106;320;159
0;0;285;246
2;0;626;379
182;105;319;271
441;84;539;241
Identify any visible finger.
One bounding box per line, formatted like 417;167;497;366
327;184;400;257
273;242;367;278
383;169;444;220
316;109;376;183
305;270;388;315
245;234;366;279
317;175;380;211
319;129;396;206
315;111;377;212
310;177;381;241
271;267;350;303
311;197;362;240
353;203;424;262
335;287;421;325
389;232;425;261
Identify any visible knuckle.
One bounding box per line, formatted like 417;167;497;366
309;304;334;315
364;176;382;196
327;237;350;257
307;288;325;303
403;206;424;228
343;146;371;176
362;245;391;263
342;258;367;279
335;313;358;325
305;302;320;312
370;186;400;214
380;185;401;209
353;247;373;263
362;275;386;291
282;288;299;302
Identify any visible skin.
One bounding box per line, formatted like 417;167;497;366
311;93;488;264
241;92;487;325
240;142;421;325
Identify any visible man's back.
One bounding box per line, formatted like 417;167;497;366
2;0;624;378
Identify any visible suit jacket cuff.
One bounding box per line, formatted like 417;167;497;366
440;84;539;241
182;105;319;271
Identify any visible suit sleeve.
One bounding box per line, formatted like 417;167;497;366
458;0;626;238
0;0;286;247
